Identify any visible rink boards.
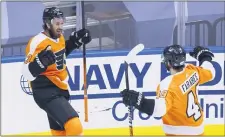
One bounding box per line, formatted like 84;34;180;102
1;47;225;135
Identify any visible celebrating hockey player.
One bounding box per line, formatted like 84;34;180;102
21;7;91;136
120;45;215;136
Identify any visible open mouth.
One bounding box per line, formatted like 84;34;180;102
57;30;62;34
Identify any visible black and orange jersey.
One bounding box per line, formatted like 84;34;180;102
22;32;69;90
152;61;215;135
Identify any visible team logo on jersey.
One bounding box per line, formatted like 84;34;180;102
55;48;66;70
24;54;32;64
180;72;199;94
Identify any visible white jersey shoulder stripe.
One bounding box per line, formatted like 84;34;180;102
22;32;47;81
28;32;47;55
160;75;174;91
152;75;174;118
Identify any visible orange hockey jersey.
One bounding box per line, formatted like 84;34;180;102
152;62;215;135
22;32;69;90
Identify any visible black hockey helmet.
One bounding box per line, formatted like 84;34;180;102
161;44;186;67
42;7;64;24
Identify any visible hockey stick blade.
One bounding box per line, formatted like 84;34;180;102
125;43;144;64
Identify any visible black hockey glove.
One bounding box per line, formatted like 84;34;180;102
69;28;92;48
120;89;144;109
36;45;56;68
120;89;156;115
189;46;214;66
29;45;56;77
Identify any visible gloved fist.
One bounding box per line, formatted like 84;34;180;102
35;45;56;68
120;89;144;109
189;46;214;65
69;28;92;48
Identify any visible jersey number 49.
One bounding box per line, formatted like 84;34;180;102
186;91;202;121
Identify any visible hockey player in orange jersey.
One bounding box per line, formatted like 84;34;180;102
120;45;215;136
21;7;91;136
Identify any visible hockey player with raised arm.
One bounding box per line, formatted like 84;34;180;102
21;7;91;136
120;45;215;136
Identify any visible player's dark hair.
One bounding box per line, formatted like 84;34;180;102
172;65;185;71
42;24;48;30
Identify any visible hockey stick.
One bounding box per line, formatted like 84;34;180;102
126;44;144;63
124;61;133;136
80;1;88;122
124;44;144;136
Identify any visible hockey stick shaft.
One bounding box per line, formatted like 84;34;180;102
124;61;133;136
81;1;88;122
123;44;144;136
